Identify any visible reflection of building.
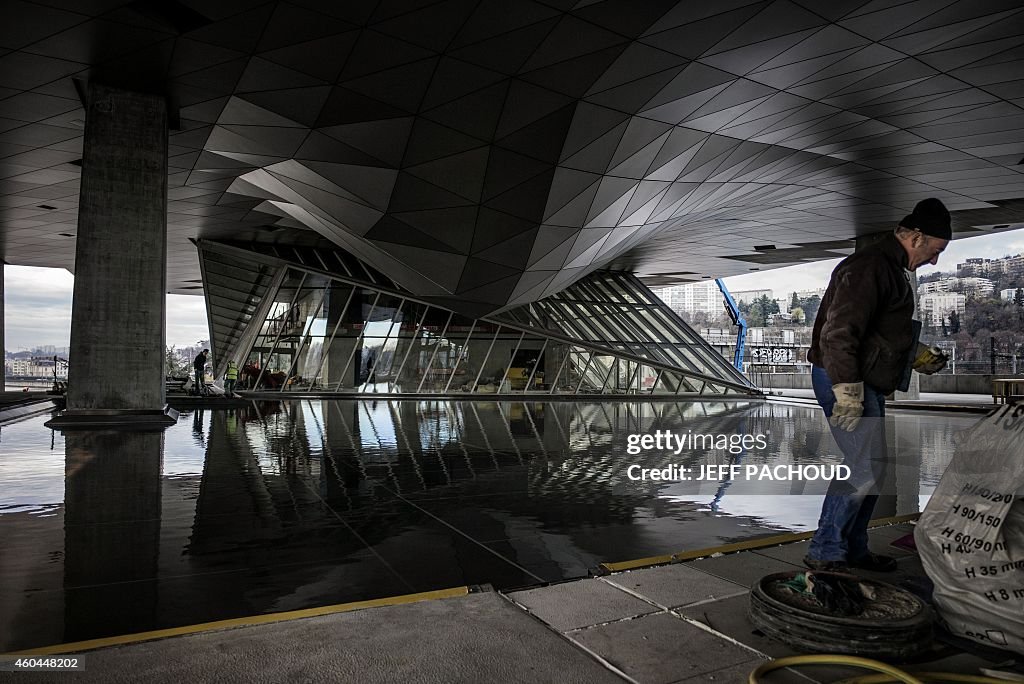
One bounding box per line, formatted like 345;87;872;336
919;292;966;327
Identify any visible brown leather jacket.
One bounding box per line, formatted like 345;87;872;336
808;232;916;393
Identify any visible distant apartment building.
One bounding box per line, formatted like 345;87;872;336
653;281;721;317
957;257;987;276
919;292;966;327
957;253;1024;278
919;276;994;298
793;287;826;300
731;288;772;305
1001;287;1023;302
5;356;69;379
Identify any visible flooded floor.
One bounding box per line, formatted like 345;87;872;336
0;399;975;652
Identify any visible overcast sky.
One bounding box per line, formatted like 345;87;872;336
4;227;1024;352
722;226;1024;295
3;266;208;351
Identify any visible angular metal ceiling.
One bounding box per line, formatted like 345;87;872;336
1;0;1023;315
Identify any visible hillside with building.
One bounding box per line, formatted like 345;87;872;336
654;250;1024;380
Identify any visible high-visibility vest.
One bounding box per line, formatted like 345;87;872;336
226;363;239;380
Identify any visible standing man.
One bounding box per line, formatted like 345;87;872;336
805;198;951;572
224;359;239;397
193;348;209;397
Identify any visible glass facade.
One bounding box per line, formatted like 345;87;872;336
199;241;759;397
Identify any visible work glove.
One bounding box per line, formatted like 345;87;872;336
829;381;864;432
912;343;947;374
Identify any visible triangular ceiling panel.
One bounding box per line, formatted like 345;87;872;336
240;86;332;127
259;32;359;82
473;227;539;270
319;117;415;166
389;207;479;253
406;147;491;202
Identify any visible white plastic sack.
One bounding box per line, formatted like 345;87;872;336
915;403;1024;655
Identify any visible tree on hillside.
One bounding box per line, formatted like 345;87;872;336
948;310;960;334
964;300;1019;336
165;346;188;378
801;295;822;326
742;294;780;327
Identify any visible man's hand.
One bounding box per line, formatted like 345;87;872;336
912;343;947;374
830;382;864;432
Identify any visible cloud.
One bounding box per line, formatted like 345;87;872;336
722;259;841;296
166;294;210;348
4;267;74;350
4;266;210;351
944;228;1024;264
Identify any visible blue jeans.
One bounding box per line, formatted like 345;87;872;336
807;365;888;562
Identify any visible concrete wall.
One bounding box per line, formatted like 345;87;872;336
919;373;996;394
755;372;997;394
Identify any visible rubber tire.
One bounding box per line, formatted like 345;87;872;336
748;570;933;660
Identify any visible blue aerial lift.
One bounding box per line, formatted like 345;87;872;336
715;279;746;372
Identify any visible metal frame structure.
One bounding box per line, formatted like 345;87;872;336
198;240;760;397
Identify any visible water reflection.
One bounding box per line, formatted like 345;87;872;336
0;400;975;651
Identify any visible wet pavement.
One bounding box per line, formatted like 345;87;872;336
0;399;977;653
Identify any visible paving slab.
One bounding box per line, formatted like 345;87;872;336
509;578;659;632
674;592;793;659
31;591;627;684
685;551;803;589
602;564;746;609
864;523;919;557
750;540;811;566
567;611;758;684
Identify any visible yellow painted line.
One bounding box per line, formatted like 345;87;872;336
600;512;921;573
6;586;469;656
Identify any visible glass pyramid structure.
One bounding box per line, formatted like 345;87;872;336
198;239;759;397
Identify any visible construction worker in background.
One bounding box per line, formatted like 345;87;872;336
224;360;239;397
192;349;209;396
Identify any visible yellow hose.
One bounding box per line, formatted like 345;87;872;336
837;674;1015;684
748;654;1009;684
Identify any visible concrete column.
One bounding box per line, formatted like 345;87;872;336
50;83;174;427
896;273;922;400
325;284;358;389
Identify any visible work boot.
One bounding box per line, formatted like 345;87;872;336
803;556;849;572
847;552;897;572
